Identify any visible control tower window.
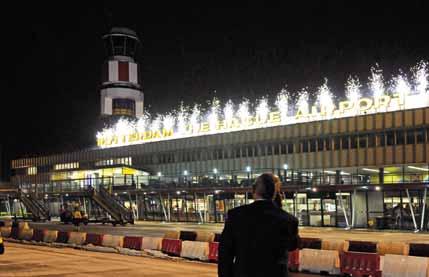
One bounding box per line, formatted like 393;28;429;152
112;98;136;117
125;37;137;57
112;36;126;56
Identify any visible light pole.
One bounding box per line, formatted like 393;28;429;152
183;170;188;184
213;168;218;183
283;163;288;182
246;166;251;185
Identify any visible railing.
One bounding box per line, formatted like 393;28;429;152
15;170;429;196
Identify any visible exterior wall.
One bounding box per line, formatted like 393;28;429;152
11;107;429;182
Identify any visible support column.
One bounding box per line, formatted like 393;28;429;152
379;167;384;185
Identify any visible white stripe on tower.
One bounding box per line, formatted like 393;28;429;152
108;60;119;82
129;62;138;84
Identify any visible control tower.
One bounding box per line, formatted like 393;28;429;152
100;27;144;120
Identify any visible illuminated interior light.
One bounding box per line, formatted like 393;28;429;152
362;168;390;174
408;165;429;172
324;170;336;174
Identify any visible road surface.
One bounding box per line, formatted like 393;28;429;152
0;242;316;277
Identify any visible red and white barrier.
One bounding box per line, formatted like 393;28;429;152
161;238;182;256
142;237;162;251
32;229;44;242
299;248;340;275
123;236;143;250
208;242;219;262
85;233;104;246
180;241;209;261
340;251;381;277
56;231;70;244
382;254;429;277
68;232;87;245
102;234;123;248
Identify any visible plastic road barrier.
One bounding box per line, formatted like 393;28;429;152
208;242;219;262
299;237;322;249
195;231;215;243
68;232;87;245
409;243;429;257
179;231;197;241
382;254;429;277
85;233;104;246
299;248;340;275
102;234;123;248
18;228;34;241
43;230;58;243
214;233;221;242
340;251;381;277
347;240;377;253
161;238;182;256
32;229;45;242
377;241;408;256
123;236;143;250
56;231;70;244
0;227;11;238
142;237;163;251
288;249;300;271
322;239;347;252
180;241;209;261
163;230;180;240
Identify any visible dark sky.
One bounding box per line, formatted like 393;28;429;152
1;2;429;161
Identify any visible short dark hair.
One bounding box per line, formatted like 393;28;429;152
254;173;275;200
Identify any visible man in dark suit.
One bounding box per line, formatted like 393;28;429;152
218;173;299;277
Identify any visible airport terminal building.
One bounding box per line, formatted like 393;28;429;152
7;28;429;230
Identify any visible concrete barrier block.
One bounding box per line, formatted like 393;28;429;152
43;230;58;243
142;237;162;251
180;241;209;261
163;230;180;240
18;228;34;241
195;231;215;243
68;232;87;245
0;227;11;237
299;249;340;275
102;234;124;248
382;254;428;277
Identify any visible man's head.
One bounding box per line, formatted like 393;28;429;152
253;173;276;200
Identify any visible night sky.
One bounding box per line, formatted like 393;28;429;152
1;2;429;166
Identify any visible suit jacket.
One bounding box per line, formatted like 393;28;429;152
218;200;299;277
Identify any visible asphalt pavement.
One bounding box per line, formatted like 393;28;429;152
1;242;319;277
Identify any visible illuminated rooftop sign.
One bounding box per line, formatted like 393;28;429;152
97;62;429;148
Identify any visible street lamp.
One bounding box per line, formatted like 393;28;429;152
283;163;288;182
213;168;218;183
183;170;189;184
246;166;251;185
157;172;162;177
